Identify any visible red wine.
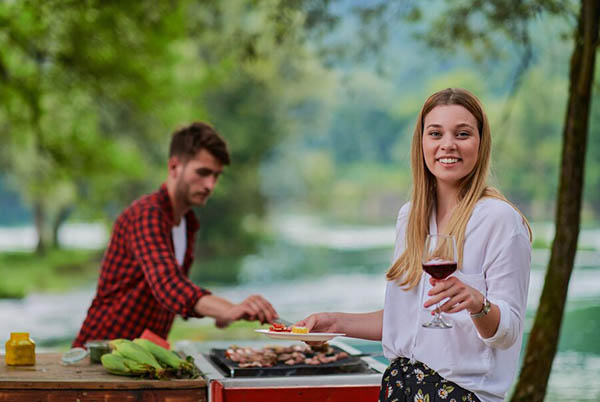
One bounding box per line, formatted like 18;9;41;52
422;262;457;279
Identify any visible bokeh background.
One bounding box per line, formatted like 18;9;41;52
0;1;598;401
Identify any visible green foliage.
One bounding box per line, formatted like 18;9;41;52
0;0;184;250
0;0;321;261
0;0;597;279
189;256;243;285
169;318;266;343
0;249;101;299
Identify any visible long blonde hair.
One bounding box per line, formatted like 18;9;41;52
386;88;532;289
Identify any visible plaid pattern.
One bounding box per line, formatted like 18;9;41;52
72;184;211;347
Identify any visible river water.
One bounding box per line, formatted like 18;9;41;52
0;221;598;401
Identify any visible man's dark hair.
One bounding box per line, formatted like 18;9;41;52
169;122;231;165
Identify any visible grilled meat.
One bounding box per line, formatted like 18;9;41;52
224;344;349;368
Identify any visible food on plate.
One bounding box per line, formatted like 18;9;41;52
269;323;292;332
291;326;309;334
224;344;349;368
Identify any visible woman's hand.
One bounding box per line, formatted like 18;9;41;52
423;276;484;315
295;312;339;334
295;310;384;343
294;312;339;346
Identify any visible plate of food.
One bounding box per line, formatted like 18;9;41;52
255;323;345;342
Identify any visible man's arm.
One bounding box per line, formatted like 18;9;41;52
130;206;210;318
131;206;278;326
194;294;278;328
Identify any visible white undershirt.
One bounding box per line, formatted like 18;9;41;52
382;198;531;402
171;217;187;266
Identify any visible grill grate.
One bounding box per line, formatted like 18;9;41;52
209;346;375;378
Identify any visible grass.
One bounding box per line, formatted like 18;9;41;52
0;249;102;299
168;318;269;344
31;319;269;352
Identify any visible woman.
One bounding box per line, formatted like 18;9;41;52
297;88;532;402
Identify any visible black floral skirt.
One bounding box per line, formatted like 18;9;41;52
379;357;481;402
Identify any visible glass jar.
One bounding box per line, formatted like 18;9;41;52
5;332;36;366
85;340;111;364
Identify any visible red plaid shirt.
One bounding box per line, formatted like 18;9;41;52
72;184;211;347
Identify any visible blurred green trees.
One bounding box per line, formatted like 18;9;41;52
0;0;326;261
0;0;182;252
0;1;598;273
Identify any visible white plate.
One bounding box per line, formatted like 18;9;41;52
254;329;345;342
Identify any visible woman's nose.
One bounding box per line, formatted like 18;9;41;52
440;133;456;150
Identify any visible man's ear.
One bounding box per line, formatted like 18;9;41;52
168;156;182;178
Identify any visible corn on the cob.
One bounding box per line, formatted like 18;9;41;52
112;339;163;372
108;338;128;350
133;339;184;369
101;352;154;376
133;338;200;378
101;353;134;376
122;357;153;375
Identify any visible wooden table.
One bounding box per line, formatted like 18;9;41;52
0;353;207;401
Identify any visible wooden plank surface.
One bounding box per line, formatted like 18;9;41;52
0;389;207;402
0;353;207;390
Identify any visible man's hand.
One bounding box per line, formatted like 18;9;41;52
196;294;278;328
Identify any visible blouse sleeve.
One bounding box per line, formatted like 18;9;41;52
479;229;531;349
392;203;410;261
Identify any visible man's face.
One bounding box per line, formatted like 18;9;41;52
170;149;223;207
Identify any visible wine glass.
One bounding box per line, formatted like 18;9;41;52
422;234;458;329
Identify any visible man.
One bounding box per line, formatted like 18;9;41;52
73;122;278;347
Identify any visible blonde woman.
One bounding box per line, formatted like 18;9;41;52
297;88;532;402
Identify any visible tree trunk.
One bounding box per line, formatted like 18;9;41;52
511;1;599;401
51;205;73;249
34;201;47;255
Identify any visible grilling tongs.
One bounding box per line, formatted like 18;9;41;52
272;317;295;327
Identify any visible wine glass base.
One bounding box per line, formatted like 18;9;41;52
422;316;453;329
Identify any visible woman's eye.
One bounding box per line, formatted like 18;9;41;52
457;131;470;137
429;131;441;137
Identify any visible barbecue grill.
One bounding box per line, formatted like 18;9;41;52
177;339;386;402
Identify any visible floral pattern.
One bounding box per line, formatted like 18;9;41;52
379;358;481;402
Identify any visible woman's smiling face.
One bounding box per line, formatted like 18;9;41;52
422;104;480;189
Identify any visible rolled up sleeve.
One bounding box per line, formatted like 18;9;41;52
479;231;531;349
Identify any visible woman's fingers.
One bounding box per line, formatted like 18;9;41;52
300;315;319;332
445;300;471;313
424;277;472;311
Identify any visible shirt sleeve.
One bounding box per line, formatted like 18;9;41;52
392;203;411;261
479;231;531;349
129;206;211;319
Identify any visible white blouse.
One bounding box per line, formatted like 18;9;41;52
382;198;531;402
